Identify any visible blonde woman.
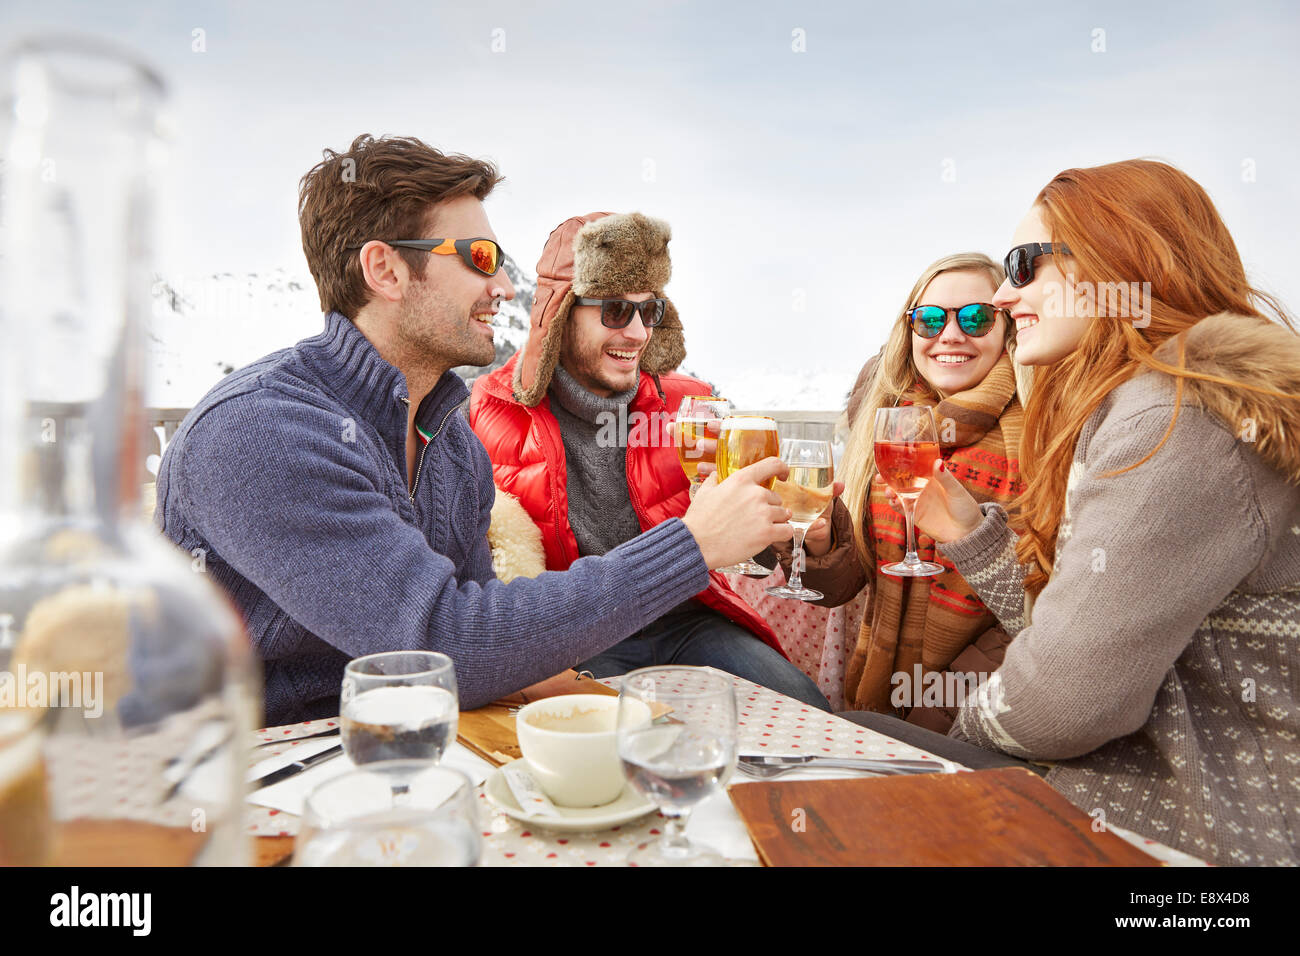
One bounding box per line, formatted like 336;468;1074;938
791;253;1027;737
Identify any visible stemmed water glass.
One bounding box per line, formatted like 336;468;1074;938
616;666;738;866
873;406;944;576
340;651;459;766
765;438;834;601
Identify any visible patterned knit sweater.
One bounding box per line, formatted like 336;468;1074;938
941;314;1300;866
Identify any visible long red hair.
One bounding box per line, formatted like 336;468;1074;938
1016;159;1295;595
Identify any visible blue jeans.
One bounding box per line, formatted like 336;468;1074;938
577;605;830;711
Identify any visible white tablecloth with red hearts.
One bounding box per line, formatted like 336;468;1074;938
724;568;868;711
246;675;1204;867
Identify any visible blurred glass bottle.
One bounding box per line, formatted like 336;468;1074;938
0;36;259;865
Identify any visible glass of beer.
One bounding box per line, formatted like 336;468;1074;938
714;415;780;576
766;439;835;601
295;760;480;867
873;406;944;576
341;652;459;766
675;396;732;490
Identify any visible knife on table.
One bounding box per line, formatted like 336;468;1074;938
248;744;344;789
738;753;950;774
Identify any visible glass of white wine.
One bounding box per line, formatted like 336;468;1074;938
766;439;835;601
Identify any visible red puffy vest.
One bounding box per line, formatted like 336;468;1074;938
469;355;785;657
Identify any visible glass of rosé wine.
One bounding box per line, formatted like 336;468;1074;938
873;406;944;577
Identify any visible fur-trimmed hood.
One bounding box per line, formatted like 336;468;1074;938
1153;311;1300;482
512;212;686;406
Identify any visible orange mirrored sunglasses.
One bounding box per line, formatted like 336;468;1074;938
350;238;505;276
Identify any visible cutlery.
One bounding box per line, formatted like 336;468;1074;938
165;730;343;804
160;722;234;804
248;743;344;789
736;753;950;779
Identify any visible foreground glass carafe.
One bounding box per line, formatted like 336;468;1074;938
0;36;258;865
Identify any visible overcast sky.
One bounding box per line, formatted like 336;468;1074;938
3;0;1298;406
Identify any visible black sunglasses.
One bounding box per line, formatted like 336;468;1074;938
1004;242;1071;288
346;238;505;276
574;296;667;329
906;303;1006;338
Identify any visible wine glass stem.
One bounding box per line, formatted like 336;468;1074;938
901;495;921;565
788;523;809;590
661;809;692;852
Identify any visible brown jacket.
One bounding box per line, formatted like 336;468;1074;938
776;498;1015;731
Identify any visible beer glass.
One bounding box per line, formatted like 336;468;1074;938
766;439;834;601
295;761;480;867
341;652;458;765
675;396;732;490
714;416;779;576
617;667;738;866
873;406;944;576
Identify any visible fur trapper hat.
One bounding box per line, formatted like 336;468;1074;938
512;211;686;406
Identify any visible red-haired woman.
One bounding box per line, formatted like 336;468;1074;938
883;159;1300;866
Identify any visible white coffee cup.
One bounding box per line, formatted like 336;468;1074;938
515;694;651;808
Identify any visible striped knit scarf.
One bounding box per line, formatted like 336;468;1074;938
844;354;1024;715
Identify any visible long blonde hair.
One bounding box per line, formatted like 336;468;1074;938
838;253;1026;565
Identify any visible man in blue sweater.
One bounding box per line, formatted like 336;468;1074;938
155;134;792;725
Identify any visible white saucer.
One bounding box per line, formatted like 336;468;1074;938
483;760;657;832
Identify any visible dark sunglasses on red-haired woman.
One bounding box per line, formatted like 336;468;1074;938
1003;242;1071;288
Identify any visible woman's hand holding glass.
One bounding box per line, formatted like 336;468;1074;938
792;481;843;557
874;460;985;544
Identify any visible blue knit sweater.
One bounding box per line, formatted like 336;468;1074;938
156;311;709;725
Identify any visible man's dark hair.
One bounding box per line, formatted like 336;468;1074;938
298;134;502;317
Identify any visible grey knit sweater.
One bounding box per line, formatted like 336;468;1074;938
548;366;643;557
941;350;1300;866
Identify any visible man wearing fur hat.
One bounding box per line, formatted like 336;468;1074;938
157;137;796;725
470;212;829;708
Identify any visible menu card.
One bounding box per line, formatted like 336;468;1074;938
727;767;1162;866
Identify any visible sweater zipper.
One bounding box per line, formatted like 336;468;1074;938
409;399;464;503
